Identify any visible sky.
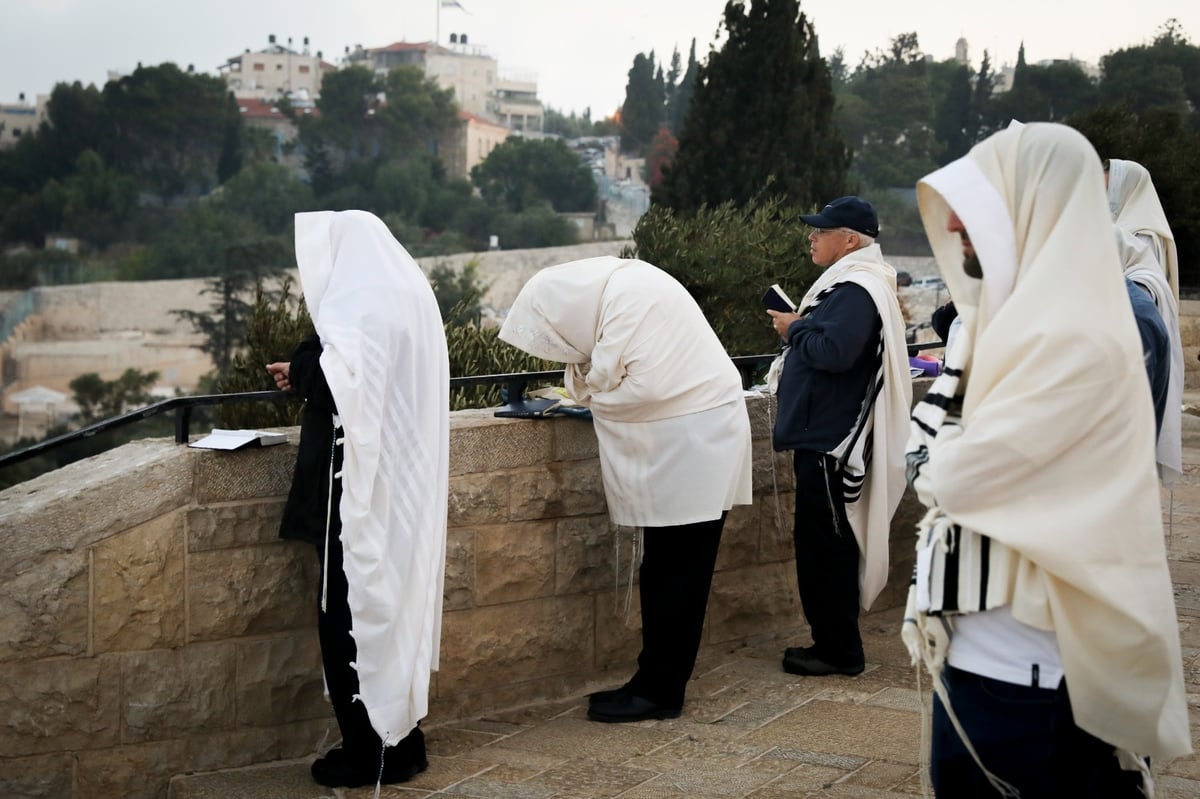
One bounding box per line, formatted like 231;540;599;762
2;1;1197;118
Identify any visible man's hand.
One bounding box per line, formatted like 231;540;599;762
767;309;801;339
266;362;292;391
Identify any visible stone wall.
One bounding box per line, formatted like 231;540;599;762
0;393;925;799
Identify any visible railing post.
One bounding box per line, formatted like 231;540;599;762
175;405;192;444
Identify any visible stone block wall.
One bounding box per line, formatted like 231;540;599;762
0;393;925;799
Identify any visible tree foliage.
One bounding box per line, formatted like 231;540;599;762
623;194;821;356
653;0;848;214
471;137;596;213
1071;105;1200;287
840;33;938;188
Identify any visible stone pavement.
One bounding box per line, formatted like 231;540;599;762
173;434;1200;799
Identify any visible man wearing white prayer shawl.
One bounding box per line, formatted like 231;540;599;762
267;210;449;788
768;196;912;679
498;256;753;724
1106;159;1184;487
905;123;1190;798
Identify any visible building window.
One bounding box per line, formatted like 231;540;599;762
276;63;283;70
253;63;265;71
299;65;310;74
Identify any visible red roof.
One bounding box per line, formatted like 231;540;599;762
237;98;283;118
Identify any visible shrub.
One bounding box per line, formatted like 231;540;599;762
622;195;822;357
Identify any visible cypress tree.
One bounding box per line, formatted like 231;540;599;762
653;0;848;213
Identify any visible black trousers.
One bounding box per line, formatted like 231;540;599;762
626;514;726;709
792;450;863;666
933;666;1144;798
317;511;424;768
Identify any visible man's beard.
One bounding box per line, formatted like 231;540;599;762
964;252;983;279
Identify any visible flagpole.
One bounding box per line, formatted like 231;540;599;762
435;0;440;45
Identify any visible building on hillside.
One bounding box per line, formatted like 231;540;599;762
345;38;542;133
439;111;510;181
0;94;47;151
220;36;336;100
235;97;312;173
492;73;543;133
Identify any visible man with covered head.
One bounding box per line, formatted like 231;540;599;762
1106;159;1184;487
499;256;752;723
904;124;1190;796
768;196;912;678
266;211;449;788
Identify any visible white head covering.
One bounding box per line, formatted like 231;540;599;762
913;124;1189;759
294;210;450;744
1116;225;1184;486
1107;158;1179;300
499;256;744;422
499;257;752;527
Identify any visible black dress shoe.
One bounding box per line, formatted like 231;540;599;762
783;645;816;661
588;683;632;705
310;747;428;788
781;650;865;677
587;694;681;723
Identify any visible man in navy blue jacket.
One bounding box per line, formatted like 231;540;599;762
769;196;897;677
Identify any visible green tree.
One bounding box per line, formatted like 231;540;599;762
172;234;294;376
1099;20;1200;114
429;258;488;326
840;33;938;188
620;52;662;154
1071;104;1200;287
39;149;138;248
216;161;315;235
470;138;596;213
931;61;972;165
668;40;701;135
69;368;159;423
102;64;243;201
653;0;848;214
624;194;821;356
214;278;311;430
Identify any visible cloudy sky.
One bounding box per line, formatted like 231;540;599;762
3;1;1195;116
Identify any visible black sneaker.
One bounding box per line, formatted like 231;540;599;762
588;682;633;705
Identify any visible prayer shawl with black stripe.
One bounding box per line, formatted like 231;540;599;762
903;123;1190;761
782;244;912;610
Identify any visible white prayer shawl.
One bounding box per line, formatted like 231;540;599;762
294;210;450;745
1115;226;1184;486
499;257;752;526
1108;158;1180;300
909;123;1190;760
795;245;912;610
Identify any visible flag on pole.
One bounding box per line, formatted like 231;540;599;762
441;0;468;10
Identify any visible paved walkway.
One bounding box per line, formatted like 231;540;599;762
176;435;1200;799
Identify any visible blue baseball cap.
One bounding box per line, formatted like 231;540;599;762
800;196;880;238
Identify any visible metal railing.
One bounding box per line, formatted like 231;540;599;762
0;343;943;472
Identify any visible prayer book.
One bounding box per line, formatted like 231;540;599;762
761;284;798;313
189;428;288;450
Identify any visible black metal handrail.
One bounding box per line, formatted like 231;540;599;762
0;341;944;471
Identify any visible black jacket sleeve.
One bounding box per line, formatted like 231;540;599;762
288;334;336;413
785;284;878;373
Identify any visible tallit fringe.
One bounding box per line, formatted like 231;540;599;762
612;524;643;621
902;584;1021;798
1116;749;1155;798
762;388;788;543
